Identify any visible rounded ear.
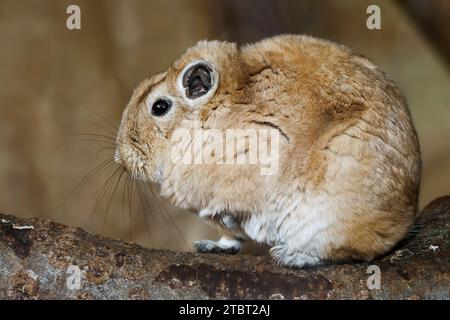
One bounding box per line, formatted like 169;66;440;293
177;60;219;107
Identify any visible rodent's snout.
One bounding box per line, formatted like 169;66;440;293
113;136;152;181
113;144;133;173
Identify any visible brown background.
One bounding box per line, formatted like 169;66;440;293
0;0;449;252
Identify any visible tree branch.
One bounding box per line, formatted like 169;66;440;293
0;197;449;299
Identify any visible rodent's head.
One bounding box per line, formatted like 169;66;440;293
115;40;247;182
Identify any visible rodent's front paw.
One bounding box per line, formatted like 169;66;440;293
199;208;237;229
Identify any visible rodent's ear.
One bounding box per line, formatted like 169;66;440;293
177;60;219;107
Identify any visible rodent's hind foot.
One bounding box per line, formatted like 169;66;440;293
270;245;323;269
194;236;241;255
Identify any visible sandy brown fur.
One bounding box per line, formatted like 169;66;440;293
116;35;421;267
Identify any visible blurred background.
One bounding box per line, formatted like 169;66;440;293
0;0;449;252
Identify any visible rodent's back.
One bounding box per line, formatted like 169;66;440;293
240;35;421;260
242;34;420;198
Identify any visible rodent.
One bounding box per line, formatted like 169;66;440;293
115;34;421;268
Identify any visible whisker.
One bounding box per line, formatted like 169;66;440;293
68;133;127;145
101;165;127;233
87;119;117;137
135;181;156;246
121;171;129;239
66;115;188;252
85;147;117;163
86;108;120;134
90;158;127;222
137;180;170;244
64;138;116;146
67;157;116;202
128;171;136;241
143;178;188;250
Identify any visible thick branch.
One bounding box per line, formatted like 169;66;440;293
0;197;449;299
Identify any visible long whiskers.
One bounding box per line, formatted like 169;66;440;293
86;107;121;136
66;113;187;251
142;174;189;249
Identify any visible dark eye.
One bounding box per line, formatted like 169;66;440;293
151;99;172;117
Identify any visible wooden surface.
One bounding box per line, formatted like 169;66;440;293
0;196;448;299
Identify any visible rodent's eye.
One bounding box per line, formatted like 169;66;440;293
151;99;172;117
182;62;213;99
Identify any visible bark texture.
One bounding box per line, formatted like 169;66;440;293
0;196;449;300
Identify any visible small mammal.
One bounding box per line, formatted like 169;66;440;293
115;35;421;268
